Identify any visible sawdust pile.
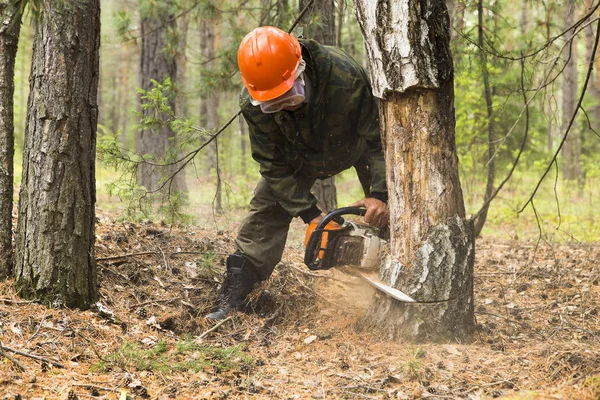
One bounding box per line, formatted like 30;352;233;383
1;214;600;399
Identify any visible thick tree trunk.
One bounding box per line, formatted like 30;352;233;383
0;2;21;279
300;0;338;212
15;0;99;308
138;0;188;196
356;0;474;341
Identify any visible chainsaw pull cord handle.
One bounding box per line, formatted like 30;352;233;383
304;207;367;270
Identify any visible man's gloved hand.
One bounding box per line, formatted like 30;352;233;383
350;197;389;228
304;215;342;258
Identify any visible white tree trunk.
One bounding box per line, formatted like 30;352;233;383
355;0;474;341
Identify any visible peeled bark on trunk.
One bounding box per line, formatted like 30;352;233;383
15;0;100;308
356;0;474;341
0;2;21;279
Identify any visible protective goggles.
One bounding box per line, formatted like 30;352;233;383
251;59;306;114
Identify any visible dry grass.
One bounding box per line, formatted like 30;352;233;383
1;212;600;399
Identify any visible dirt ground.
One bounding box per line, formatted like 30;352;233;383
2;211;600;399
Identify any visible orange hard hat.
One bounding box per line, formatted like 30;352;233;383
237;26;302;102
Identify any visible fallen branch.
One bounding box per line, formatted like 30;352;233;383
467;378;520;393
290;264;336;279
169;251;229;257
197;316;233;340
0;346;27;372
76;331;107;362
26;310;47;344
0;298;36;305
97;250;228;262
96;251;158;261
71;383;118;393
129;297;181;309
0;344;64;368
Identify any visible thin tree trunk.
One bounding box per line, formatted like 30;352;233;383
199;20;223;213
110;75;120;134
473;0;495;237
276;0;289;28
239;115;248;175
561;0;581;185
336;0;344;48
355;0;474;341
545;4;556;153
0;2;21;279
300;0;337;212
15;0;100;308
585;0;600;173
175;10;190;117
121;44;130;148
138;0;188;196
200;23;217;175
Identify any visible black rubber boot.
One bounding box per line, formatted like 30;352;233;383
206;253;260;320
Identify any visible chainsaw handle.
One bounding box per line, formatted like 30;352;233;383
304;207;366;270
315;207;366;230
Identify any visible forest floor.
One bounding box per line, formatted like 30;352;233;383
2;208;600;400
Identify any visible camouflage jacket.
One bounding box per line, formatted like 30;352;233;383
239;39;387;222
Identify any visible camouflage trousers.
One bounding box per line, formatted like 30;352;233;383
235;157;372;281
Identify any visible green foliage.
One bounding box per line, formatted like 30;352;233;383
112;10;134;40
92;339;251;373
399;347;428;382
87;0;600;242
97;78;214;223
198;250;218;273
452;0;590;223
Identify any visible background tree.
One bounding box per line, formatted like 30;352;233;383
299;0;337;213
137;0;188;197
198;2;223;213
14;0;100;308
356;0;475;341
472;0;496;237
0;1;21;279
561;0;582;187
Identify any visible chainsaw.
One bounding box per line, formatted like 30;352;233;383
303;207;415;302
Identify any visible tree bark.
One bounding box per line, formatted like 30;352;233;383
561;0;581;185
0;1;21;279
300;0;338;212
199;20;223;213
355;0;474;341
239;114;248;175
585;0;600;162
137;0;188;196
473;0;495;238
14;0;100;308
121;43;131;148
336;0;344;48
